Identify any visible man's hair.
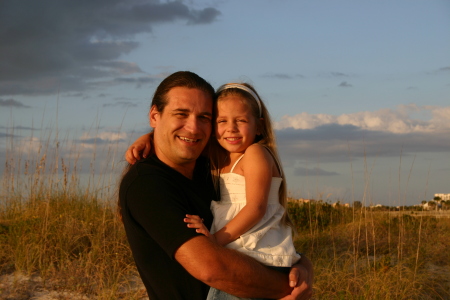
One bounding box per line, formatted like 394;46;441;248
151;71;215;112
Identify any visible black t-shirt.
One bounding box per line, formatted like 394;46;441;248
119;155;215;300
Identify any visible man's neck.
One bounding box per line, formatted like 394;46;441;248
155;151;196;179
171;163;195;179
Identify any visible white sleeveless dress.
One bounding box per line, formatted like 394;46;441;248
210;155;300;267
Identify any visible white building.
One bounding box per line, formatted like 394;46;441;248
434;193;450;201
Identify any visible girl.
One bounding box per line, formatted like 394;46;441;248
185;83;299;300
127;83;300;300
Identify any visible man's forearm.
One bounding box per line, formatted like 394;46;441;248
209;246;292;298
175;235;292;299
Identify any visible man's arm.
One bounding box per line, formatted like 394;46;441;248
181;223;313;300
175;235;293;299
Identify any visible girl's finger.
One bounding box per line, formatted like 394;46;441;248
185;220;202;227
185;214;203;222
133;147;142;159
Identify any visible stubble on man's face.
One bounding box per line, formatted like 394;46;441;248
150;87;213;175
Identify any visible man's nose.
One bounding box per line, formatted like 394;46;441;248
185;116;201;133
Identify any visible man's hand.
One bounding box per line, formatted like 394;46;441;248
125;133;153;164
280;256;313;300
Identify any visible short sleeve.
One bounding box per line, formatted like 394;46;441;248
126;174;202;258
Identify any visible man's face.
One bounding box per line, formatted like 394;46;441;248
150;87;213;173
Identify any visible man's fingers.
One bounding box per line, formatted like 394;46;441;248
289;266;300;287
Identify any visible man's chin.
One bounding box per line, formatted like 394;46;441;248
177;150;202;163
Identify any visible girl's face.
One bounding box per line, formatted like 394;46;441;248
215;95;260;155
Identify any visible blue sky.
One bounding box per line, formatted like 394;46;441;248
1;0;449;205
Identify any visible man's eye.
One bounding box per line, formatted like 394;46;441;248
200;116;212;122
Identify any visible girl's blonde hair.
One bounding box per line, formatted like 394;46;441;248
209;83;294;228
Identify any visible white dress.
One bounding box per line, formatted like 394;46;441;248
210;155;300;267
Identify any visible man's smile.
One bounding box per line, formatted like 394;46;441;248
178;136;199;143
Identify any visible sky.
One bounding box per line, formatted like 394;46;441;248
1;0;449;206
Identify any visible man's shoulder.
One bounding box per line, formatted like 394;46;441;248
134;155;164;171
131;155;178;178
133;155;208;174
121;156;175;190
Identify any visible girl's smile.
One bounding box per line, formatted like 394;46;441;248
215;95;260;155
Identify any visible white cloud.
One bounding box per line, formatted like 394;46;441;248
79;131;127;148
276;105;450;134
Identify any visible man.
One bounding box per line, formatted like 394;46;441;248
119;71;313;299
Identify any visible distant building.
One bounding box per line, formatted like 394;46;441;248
434;193;450;201
422;199;443;211
288;198;312;204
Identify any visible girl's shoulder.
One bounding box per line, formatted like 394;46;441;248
244;143;271;154
240;144;281;177
241;143;274;165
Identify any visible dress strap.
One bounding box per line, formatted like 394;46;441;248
230;154;245;173
262;145;283;178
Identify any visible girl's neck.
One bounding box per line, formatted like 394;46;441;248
220;151;246;173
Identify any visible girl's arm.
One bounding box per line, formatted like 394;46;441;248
213;144;274;246
125;132;153;164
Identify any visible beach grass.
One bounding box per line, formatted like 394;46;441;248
0;167;142;298
289;202;450;299
1;133;449;299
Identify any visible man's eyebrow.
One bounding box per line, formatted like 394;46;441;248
172;108;190;113
201;111;213;117
172;108;212;117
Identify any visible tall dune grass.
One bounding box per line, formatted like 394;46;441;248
289;201;450;299
1;127;449;299
0;126;145;299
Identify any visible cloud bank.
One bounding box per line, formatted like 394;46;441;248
0;0;220;96
276;104;450;134
275;105;450;167
0;98;31;108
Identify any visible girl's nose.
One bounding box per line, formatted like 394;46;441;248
225;122;237;132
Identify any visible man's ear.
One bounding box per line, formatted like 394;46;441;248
149;105;159;128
